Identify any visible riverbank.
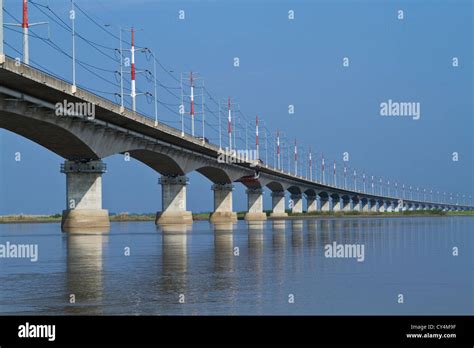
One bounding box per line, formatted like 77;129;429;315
0;210;473;224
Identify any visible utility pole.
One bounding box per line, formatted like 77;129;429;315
4;1;47;65
294;139;298;176
322;154;325;184
255;116;259;160
190;71;195;135
353;169;357;191
227;97;232;150
71;0;76;90
218;101;222;150
245;116;248;152
276;130;281;170
130;27;136;111
201;81;205;143
152;50;157;125
265;129;268;166
0;0;4;60
123;28;148;113
343;163;347;189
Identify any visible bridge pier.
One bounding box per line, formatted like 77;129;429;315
244;188;267;221
61;160;110;233
352;197;361;211
341;198;351;212
332;196;342;212
270;191;288;217
306;194;317;213
320;197;330;212
386;202;394;212
210;184;237;223
394;201;403;212
378;201;386;213
368;199;378;212
156;175;193;225
291;194;303;214
361;198;370;212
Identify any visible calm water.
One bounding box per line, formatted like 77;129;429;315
0;217;472;315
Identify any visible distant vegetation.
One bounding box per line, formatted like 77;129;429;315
0;210;472;224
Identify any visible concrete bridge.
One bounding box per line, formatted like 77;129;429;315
0;56;471;232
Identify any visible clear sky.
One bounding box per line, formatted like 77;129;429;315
0;0;472;215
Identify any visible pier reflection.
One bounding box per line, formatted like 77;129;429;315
65;233;108;314
161;224;188;295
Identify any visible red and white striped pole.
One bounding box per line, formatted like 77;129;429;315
255;115;259;160
227;97;232;150
344;164;347;189
353;169;357;191
276;130;280;170
294;139;298;176
309;147;312;181
131;28;137;112
322;154;325;184
22;0;29;64
189;71;195;136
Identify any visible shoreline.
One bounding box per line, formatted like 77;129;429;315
0;210;472;224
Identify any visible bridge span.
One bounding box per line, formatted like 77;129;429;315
0;56;471;232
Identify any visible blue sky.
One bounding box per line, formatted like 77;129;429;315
0;0;472;214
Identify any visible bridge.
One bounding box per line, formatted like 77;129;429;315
0;1;472;233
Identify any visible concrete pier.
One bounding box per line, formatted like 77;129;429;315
291;194;303;213
244;188;267;221
210;184;237;223
352;197;361;212
306;194;317;213
378;201;386;212
320;197;330;212
156;175;193;225
332;196;342;212
361;198;370;212
386;202;394;212
342;198;351;212
61;160;109;233
369;200;378;212
270;191;288;217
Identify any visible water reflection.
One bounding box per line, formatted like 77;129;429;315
65;233;108;314
306;220;318;252
161;226;188;295
248;223;264;268
1;217;470;315
212;222;234;233
214;232;234;272
291;220;303;248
